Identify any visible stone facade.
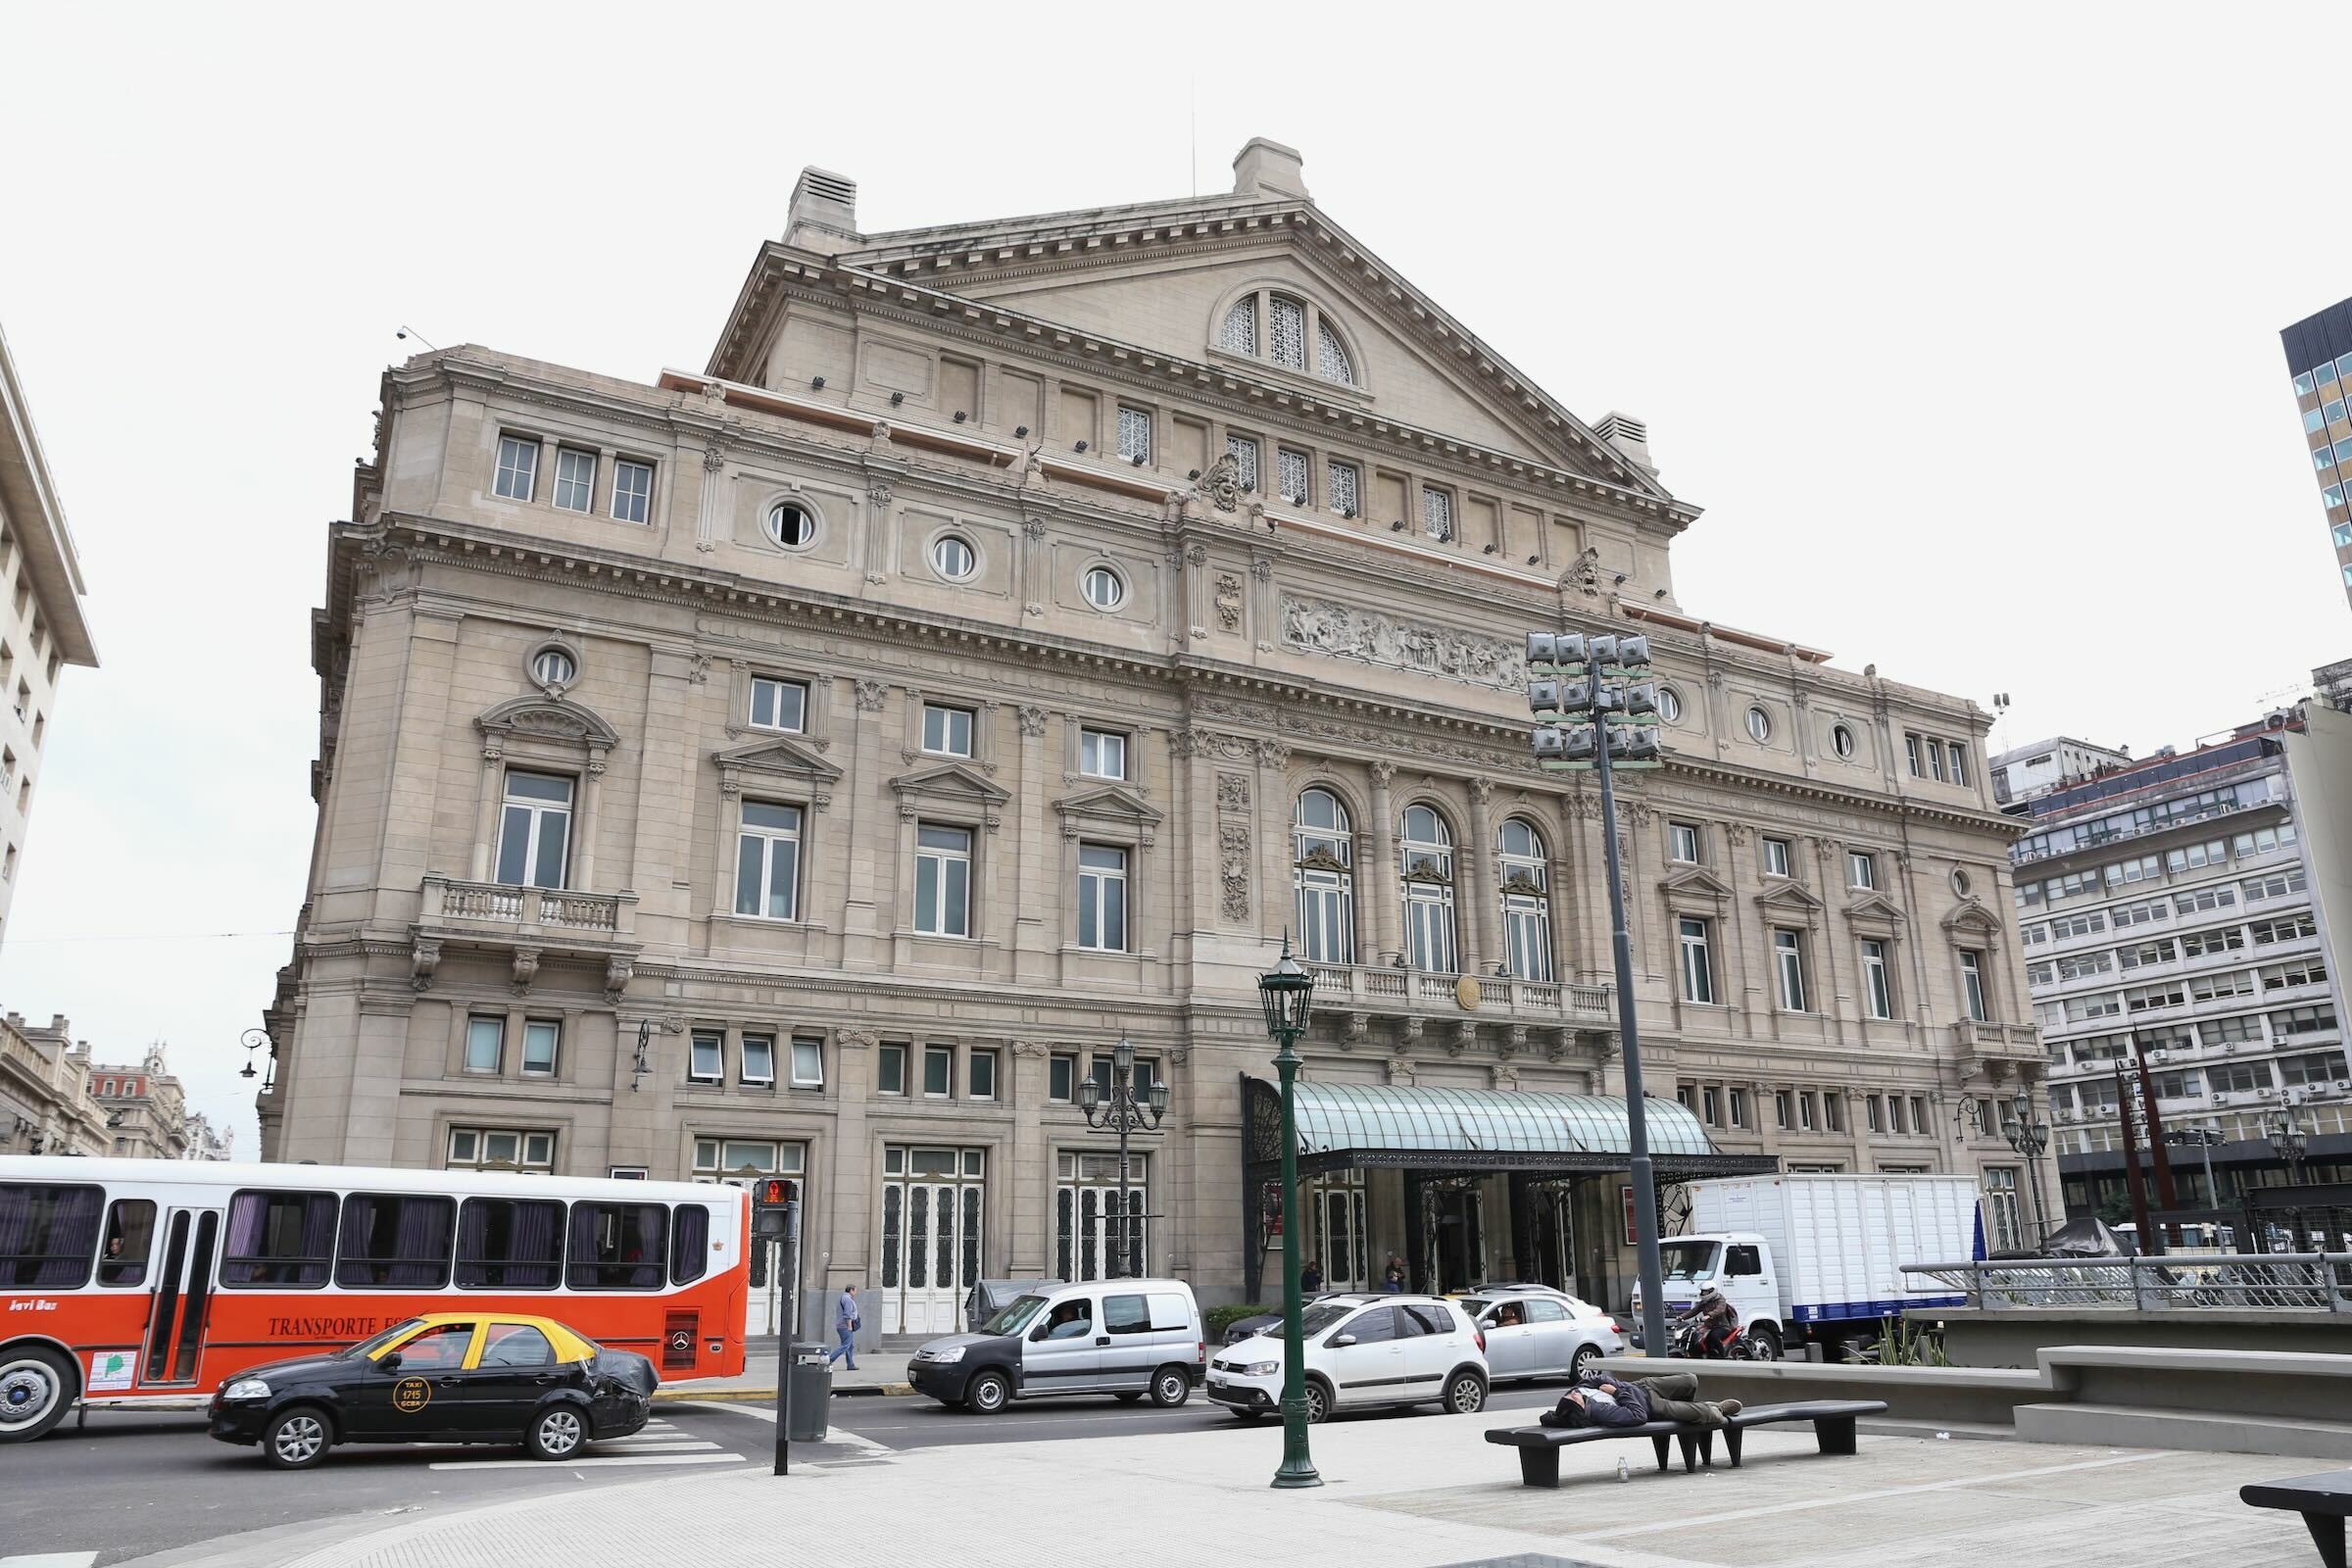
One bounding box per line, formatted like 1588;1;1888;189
91;1044;190;1161
262;143;2040;1317
0;1011;108;1157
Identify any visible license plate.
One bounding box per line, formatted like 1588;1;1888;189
1207;1378;1231;1391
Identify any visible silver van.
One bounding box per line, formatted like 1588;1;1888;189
906;1278;1204;1414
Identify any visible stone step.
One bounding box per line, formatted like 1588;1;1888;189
2014;1401;2352;1461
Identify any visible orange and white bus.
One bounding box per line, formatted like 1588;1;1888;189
0;1157;748;1442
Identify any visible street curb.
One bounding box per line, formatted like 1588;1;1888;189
654;1383;915;1402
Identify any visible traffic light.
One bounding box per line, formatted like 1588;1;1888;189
753;1177;798;1240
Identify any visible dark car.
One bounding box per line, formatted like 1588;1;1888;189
208;1313;657;1469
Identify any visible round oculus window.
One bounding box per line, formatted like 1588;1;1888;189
932;535;976;580
1657;687;1684;723
1083;566;1124;610
1952;868;1973;897
1745;706;1772;742
1832;722;1856;759
531;649;576;687
766;501;814;548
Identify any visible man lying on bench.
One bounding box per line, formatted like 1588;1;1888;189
1544;1370;1743;1432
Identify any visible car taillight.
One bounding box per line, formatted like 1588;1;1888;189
1475;1328;1486;1352
1198;1341;1206;1361
1606;1320;1621;1334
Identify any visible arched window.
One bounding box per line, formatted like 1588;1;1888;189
1213;290;1359;387
1497;818;1554;982
1294;789;1355;965
1399;804;1458;974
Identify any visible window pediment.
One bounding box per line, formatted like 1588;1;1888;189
1755;879;1826;919
1940;898;2004;939
713;735;843;802
890;761;1010;829
1844;891;1908;932
1660;865;1735;906
477;695;620;756
1054;784;1162;847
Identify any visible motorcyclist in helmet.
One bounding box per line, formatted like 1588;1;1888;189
1686;1286;1740;1358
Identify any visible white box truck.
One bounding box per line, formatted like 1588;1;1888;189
1631;1173;1981;1358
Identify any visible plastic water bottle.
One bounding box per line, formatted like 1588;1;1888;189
1616;1456;1631;1483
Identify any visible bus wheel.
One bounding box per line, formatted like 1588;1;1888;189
0;1346;74;1443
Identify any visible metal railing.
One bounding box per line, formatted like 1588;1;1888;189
1903;1252;2352;1312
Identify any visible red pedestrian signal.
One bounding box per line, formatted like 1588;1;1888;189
758;1178;796;1207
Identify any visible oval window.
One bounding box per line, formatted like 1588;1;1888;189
532;649;576;687
1952;868;1974;898
1083;566;1124;610
1745;706;1772;742
766;502;814;548
1657;687;1684;724
932;535;976;580
1832;723;1855;759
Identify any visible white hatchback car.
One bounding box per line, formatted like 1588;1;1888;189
1204;1294;1488;1424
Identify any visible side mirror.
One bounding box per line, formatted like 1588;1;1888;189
379;1352;403;1373
1029;1324;1052;1343
1330;1334;1357;1348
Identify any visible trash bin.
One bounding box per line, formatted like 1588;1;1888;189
786;1342;831;1442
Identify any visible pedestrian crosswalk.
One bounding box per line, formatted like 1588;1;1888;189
424;1416;750;1472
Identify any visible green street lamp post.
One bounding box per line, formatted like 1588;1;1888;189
1257;936;1322;1491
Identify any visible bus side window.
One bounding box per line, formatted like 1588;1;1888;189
99;1199;157;1286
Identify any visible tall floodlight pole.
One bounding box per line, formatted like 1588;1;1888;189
1528;631;1670;1358
1258;937;1321;1490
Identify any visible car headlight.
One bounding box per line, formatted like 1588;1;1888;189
223;1378;271;1400
1240;1360;1279;1377
931;1346;965;1364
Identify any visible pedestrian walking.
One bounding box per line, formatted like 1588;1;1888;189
825;1282;860;1370
1382;1254;1406;1293
1301;1257;1323;1293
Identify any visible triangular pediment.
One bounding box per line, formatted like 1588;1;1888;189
1053;784;1163;826
1755;879;1827;915
1844;891;1908;928
712;734;842;786
1660;865;1736;903
1940;898;2004;937
888;761;1010;807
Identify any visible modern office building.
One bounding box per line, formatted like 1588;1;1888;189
2282;296;2352;611
2015;704;2351;1220
0;321;101;948
1990;736;2133;808
262;141;2042;1327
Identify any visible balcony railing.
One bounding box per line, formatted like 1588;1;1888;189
1302;960;1613;1023
419;875;636;940
1904;1253;2352;1313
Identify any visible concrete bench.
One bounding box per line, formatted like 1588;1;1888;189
2241;1472;2352;1568
1484;1399;1889;1489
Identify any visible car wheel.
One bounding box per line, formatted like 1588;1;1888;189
1444;1371;1487;1416
526;1403;589;1460
0;1346;75;1444
263;1405;332;1470
1303;1379;1332;1425
965;1370;1010;1414
1748;1324;1784;1362
1568;1344;1598;1379
1149;1366;1191;1408
1114;1391;1143;1403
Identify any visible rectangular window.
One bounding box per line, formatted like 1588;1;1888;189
1669;822;1700;863
1080;728;1127;780
1927;740;1946;782
0;1184;101;1289
1775;1090;1793;1130
1678;917;1715;1004
969;1048;998;1101
446;1127;556;1173
521;1020;559;1077
689;1031;723;1084
1960;952;1988;1022
97;1199;155;1287
749;677;808;732
735;802;803;920
914;823;973;937
554;448;597;513
1729;1088;1749;1129
1050;1053;1075;1103
494;434;538;501
1800;1092;1819;1132
922;704;974;758
1115;407;1152;464
1825;1093;1842;1133
1908;1096;1929;1135
1947;742;1969;786
1226;434;1259;492
923;1045;953;1098
791;1038;824;1089
1078;843;1129;952
466;1016;505;1074
1419;485;1453;542
495;770;574;889
1861;939;1893;1019
612;459;653;523
335;1194;456;1289
1277;447;1310;506
1848;852;1876;890
2279;1051;2349;1087
878;1043;908;1096
741;1035;776;1087
1865;1095;1883;1132
1904;734;1922;776
455;1197;564;1289
566;1202;666;1290
221;1191;338;1288
1326;460;1360;515
1701;1086;1721;1125
1774;929;1808;1011
1762;837;1791;878
2274;1004;2339;1037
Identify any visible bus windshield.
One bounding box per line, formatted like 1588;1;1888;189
981;1295;1051;1336
1658;1241;1720;1282
342;1319;424;1358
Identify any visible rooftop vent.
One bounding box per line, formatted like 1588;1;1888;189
1592;412;1656;476
786;167;859;254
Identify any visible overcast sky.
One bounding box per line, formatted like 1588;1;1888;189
2;3;2347;1152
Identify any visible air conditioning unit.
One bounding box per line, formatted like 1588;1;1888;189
2221;1043;2237;1054
2148;1049;2169;1062
2257;1087;2279;1100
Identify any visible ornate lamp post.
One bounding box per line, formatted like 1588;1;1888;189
2269;1114;2310;1187
1998;1094;2054;1240
1076;1037;1167;1278
1257;936;1320;1491
239;1027;275;1092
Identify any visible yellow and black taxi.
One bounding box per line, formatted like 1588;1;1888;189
207;1312;658;1469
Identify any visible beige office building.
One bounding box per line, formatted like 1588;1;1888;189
262;142;2042;1326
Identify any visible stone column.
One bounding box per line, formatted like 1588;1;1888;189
1012;705;1053;983
841;679;889;964
826;1031;877;1302
1008;1042;1054;1276
1465;777;1500;975
1367;760;1401;964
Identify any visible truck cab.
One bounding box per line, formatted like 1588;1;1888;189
1631;1232;1784;1357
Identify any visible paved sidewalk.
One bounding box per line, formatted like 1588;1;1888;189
658;1347;913;1400
115;1404;2323;1568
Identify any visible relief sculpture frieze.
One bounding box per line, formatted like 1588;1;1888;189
1279;594;1525;692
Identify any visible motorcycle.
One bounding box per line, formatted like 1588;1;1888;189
1666;1309;1761;1360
